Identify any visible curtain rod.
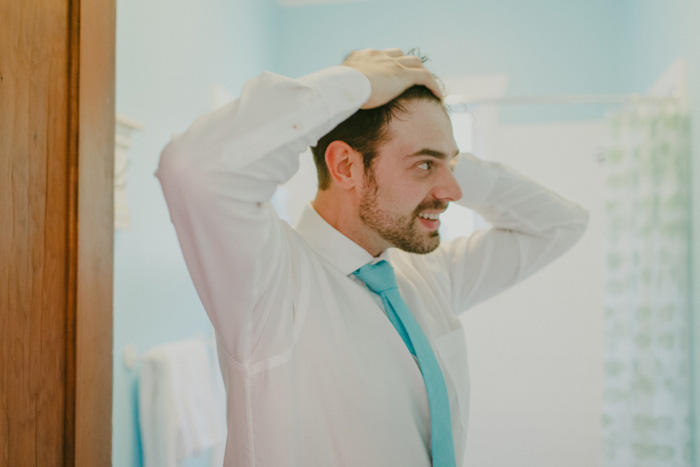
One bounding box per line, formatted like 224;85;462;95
445;94;679;107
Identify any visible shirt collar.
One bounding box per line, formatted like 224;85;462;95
295;203;390;276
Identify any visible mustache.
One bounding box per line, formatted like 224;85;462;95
413;200;448;215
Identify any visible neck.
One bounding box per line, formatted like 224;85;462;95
312;189;387;257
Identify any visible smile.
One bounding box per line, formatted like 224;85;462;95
417;212;440;220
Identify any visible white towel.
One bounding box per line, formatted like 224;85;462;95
139;338;226;467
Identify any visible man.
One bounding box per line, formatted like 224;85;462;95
156;48;588;466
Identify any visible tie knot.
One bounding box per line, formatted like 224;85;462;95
353;260;398;294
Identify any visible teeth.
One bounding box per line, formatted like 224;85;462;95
418;213;440;221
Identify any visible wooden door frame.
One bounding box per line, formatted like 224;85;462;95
1;0;114;464
68;0;116;464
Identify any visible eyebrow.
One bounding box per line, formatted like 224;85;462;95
406;148;460;160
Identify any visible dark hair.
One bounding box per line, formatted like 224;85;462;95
311;85;443;190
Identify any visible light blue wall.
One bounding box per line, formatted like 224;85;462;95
113;0;279;465
276;0;692;121
624;0;691;91
276;0;632;122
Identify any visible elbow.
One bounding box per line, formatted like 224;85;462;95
155;134;202;194
560;203;590;250
574;203;590;236
155;136;184;185
154;135;208;212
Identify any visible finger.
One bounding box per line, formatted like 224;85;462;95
382;48;404;57
410;68;444;99
397;55;424;67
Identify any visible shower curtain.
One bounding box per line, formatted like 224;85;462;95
601;106;692;466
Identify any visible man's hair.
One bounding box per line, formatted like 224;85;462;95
311;84;444;190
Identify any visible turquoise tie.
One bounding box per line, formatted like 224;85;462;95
354;260;456;467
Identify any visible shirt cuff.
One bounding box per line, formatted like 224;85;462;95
298;65;371;119
452;153;501;209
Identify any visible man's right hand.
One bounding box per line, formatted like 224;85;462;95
341;48;443;110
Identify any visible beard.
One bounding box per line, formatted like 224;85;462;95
358;172;447;255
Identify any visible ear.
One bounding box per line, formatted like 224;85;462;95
324;141;362;190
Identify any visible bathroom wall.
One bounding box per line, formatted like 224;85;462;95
463;120;607;466
276;0;631;122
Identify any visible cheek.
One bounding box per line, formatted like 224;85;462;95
372;165;430;207
377;180;428;211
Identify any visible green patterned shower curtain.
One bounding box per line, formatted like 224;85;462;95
601;107;693;466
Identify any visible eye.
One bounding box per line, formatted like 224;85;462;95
417;161;434;171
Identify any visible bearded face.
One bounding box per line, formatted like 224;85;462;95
359;170;447;255
350;98;462;256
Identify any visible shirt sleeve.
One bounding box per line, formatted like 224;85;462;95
155;66;371;363
442;153;589;314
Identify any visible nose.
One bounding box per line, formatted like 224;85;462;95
432;166;463;202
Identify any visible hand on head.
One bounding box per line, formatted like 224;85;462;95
342;48;443;110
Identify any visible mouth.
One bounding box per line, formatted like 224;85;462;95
416;211;442;230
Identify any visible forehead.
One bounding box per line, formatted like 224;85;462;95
381;99;458;157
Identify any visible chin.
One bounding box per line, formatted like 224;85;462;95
401;237;440;255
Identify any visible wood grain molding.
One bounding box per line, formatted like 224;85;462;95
0;0;115;465
1;1;72;464
74;0;116;464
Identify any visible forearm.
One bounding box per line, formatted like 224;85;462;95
156;66;371;204
453;153;588;240
447;154;589;311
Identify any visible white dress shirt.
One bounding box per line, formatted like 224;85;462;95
156;65;588;467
